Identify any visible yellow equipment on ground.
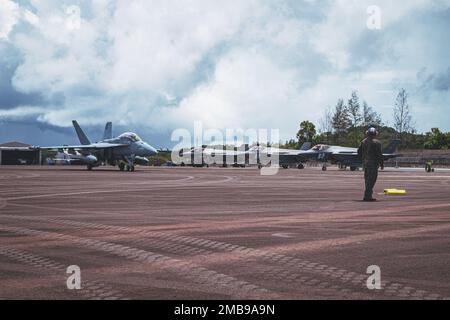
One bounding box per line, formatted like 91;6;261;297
384;189;407;195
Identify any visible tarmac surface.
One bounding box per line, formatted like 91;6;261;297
0;165;449;300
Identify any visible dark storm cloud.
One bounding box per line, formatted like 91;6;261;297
0;118;74;145
0;43;45;109
421;68;450;92
0;116;175;147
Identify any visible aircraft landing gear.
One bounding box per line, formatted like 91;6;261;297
322;164;327;171
425;162;434;173
87;164;93;171
297;163;305;170
350;166;357;171
119;160;135;172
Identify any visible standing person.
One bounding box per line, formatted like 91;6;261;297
357;127;384;201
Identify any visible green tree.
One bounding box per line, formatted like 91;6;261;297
281;139;299;149
424;128;447;149
318;106;333;144
347;91;363;146
331;99;350;145
393;88;414;146
362;101;382;127
296;120;316;145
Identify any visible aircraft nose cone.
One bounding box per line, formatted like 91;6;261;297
144;143;158;156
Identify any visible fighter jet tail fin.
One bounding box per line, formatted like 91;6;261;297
384;139;401;154
300;142;312;151
103;122;112;140
72;120;91;145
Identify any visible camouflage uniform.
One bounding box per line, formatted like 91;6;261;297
357;137;384;200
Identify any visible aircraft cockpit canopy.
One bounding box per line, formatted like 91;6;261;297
312;144;330;151
119;132;142;142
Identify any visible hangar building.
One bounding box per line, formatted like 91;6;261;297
0;141;41;165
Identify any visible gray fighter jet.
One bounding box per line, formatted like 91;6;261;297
40;121;158;171
296;140;401;171
174;142;312;168
249;142;312;169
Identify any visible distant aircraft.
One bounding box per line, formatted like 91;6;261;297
175;142;311;168
297;140;401;171
176;145;247;167
173;140;400;171
249;142;312;169
51;149;98;166
40;121;158;171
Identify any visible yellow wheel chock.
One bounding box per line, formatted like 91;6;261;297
384;189;407;196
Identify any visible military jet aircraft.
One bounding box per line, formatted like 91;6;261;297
39;121;158;171
49;122;113;166
297;140;401;171
174;142;311;168
248;142;312;169
51;150;98;166
176;145;247;167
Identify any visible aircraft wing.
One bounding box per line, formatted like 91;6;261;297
382;153;399;160
37;143;128;150
330;152;358;163
275;150;322;163
331;151;398;164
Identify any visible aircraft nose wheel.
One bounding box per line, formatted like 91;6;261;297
322;165;327;171
119;163;125;171
297;163;305;170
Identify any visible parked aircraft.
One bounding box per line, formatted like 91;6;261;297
175;143;311;168
249;142;312;169
40;121;158;171
50;150;98;166
296;140;401;171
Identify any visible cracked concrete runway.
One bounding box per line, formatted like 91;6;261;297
0;165;449;300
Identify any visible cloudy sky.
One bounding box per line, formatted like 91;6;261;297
0;0;449;147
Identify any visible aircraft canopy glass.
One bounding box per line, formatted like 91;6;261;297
312;144;330;151
119;132;142;142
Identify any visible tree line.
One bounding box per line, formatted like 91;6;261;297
282;89;450;150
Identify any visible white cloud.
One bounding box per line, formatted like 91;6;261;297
106;0;259;92
1;0;450;143
0;0;39;40
168;49;303;132
0;105;46;118
8;0;263;126
0;0;20;39
311;0;437;70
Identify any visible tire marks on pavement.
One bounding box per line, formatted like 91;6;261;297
0;225;277;299
0;247;125;300
2;215;446;300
